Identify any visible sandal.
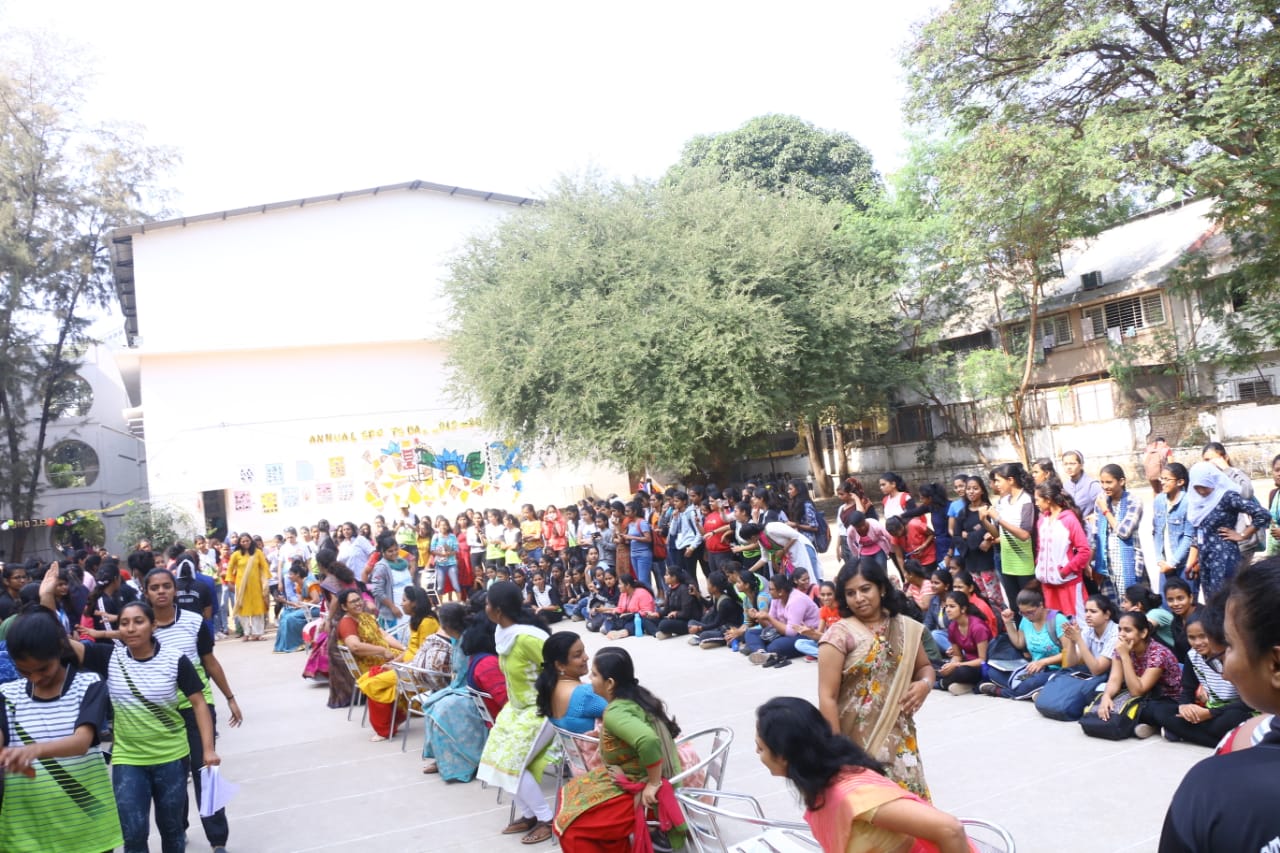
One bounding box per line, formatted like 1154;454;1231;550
503;816;538;835
773;658;792;668
521;822;553;844
421;760;439;774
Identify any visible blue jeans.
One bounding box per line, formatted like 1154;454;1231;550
630;549;654;587
219;586;235;633
113;758;190;853
564;599;591;619
744;630;803;659
931;628;951;656
436;562;460;595
180;706;228;847
987;666;1053;699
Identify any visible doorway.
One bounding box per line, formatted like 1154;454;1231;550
202;490;228;541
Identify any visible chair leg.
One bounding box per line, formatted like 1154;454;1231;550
400;706;413;752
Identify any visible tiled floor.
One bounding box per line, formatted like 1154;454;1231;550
173;620;1203;853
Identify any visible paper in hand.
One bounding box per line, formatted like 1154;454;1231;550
199;765;239;818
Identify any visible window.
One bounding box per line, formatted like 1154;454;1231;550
1073;382;1115;422
1007;314;1074;351
889;406;934;444
50;374;94;418
1082;293;1165;339
1237;377;1274;401
46;440;100;488
939;331;993;356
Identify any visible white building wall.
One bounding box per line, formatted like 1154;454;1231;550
124;188;627;539
130;189;508;353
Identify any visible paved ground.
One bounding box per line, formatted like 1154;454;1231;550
162;620;1202;853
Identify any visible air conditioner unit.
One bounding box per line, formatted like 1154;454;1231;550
1081;271;1104;290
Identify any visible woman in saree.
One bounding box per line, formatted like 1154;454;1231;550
356;595;455;740
274;560;322;653
476;581;557;844
755;697;973;853
554;646;687;852
227;533;270;641
334;589;405;738
421;618;510;780
818;557;934;801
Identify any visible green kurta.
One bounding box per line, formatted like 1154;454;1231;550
477;628;557;792
553;699;683;840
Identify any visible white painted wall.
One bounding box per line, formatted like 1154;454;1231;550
125;189;628;538
130;188;512;353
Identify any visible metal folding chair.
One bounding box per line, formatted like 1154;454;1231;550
336;644;368;727
670;726;733;791
390;662;449;751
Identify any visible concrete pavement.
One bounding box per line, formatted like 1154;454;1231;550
170;622;1203;853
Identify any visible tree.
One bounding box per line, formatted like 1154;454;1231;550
443;173;894;484
119;501;197;554
666;115;889;493
906;0;1280;366
0;33;172;559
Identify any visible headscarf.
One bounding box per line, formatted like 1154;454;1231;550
1186;461;1237;527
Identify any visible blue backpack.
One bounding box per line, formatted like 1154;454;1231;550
1035;668;1108;721
811;504;831;553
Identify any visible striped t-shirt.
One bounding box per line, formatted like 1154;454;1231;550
0;668;122;852
82;638;203;766
154;606;216;706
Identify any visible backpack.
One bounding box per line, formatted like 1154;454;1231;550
1079;690;1143;740
811;504;831;553
1035;668;1108;721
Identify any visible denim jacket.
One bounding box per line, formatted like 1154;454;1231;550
1153;492;1193;571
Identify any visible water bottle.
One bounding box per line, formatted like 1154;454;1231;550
730;639;740;652
633;612;643;638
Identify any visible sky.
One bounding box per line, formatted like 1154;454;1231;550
2;0;942;217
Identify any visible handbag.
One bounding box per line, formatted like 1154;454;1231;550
1035;668;1108;721
760;626;781;644
1079;690;1142;740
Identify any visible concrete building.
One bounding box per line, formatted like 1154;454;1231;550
108;180;629;540
0;331;147;560
738;199;1280;485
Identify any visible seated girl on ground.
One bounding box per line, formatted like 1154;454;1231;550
951;570;999;637
755;697;975;853
744;573;821;666
1147;606;1253;747
980;588;1068;699
1164;577;1198;665
1122;584;1175;650
650;567;702;639
939;591;991;695
725;569;768;652
923;567;953;657
794;580;839;658
1092;610;1182;739
687;571;744;649
603;575;658;640
1060;594;1118;676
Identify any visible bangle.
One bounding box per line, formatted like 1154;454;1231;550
225;695;235;701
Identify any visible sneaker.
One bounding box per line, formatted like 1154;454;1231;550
740;645;753;655
570;614;584;622
978;682;1000;697
1134;723;1157;739
749;651;771;666
947;683;972;696
655;632;669;641
700;637;726;648
687;636;703;646
1162;728;1182;743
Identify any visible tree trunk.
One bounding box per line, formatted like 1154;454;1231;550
801;418;833;497
832;421;849;479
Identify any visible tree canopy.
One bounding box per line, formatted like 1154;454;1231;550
444;174;894;477
666;114;880;208
0;34;171;557
906;0;1280;363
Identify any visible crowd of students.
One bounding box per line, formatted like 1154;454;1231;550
1;438;1277;851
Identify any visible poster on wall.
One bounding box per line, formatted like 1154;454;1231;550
229;421;535;525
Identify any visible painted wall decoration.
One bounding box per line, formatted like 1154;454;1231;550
225;424;531;522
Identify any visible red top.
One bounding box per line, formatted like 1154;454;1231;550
702;510;732;553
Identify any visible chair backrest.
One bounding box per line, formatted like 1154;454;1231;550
552;726;601;778
336;643;363;680
960;818;1017;853
468;688;495;726
675;789;815;853
672;726;733;791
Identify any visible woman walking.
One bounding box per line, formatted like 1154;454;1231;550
228;533;270;641
818;558;934;800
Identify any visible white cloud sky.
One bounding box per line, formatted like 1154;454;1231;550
2;0;941;215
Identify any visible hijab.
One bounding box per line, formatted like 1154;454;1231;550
1186;461;1237;527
